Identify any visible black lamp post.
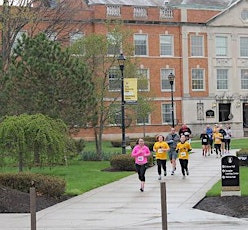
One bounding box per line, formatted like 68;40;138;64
168;73;175;128
117;53;126;154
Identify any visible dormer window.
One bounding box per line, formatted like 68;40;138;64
106;5;121;17
241;9;248;23
160;7;173;19
134;7;147;18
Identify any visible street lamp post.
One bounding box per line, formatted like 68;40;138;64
168;73;175;128
117;53;126;154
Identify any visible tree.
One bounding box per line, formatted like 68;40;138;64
0;114;71;172
0;32;96;127
0;0;89;70
69;23;153;159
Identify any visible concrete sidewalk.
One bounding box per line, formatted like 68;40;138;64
0;149;247;230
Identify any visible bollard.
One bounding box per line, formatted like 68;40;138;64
160;182;168;230
30;186;36;230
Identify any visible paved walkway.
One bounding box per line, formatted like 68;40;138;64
1;149;247;230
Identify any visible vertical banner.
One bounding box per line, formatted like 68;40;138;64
124;78;137;104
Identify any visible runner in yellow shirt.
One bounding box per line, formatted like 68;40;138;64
153;135;170;180
176;135;192;179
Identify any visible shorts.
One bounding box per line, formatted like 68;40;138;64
168;149;178;160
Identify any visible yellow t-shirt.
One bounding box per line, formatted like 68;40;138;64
213;132;223;144
176;142;192;160
153;141;170;160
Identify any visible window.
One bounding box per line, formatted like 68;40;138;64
137;69;149;91
219;103;231;122
162;104;175;124
192;69;204;90
134;34;148;56
107;33;120;55
43;0;58;8
137;114;150;125
46;31;57;41
108;68;120;91
240;37;248;57
160;35;173;56
241;9;248;22
70;32;83;45
241;69;248;89
215;36;228;57
217;69;228;90
161;69;174;91
160;7;173;19
12;31;27;50
190;35;203;57
106;5;120;17
108;104;121;126
134;7;147;18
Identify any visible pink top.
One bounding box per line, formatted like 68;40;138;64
131;145;151;165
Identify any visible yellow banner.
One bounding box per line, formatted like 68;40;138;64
124;78;137;103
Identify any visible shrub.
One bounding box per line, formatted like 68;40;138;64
74;138;85;153
0;172;66;197
110;141;122;148
110;154;135;171
236;149;248;166
80;151;118;161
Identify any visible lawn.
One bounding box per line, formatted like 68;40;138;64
206;167;248;196
190;138;248;149
0;159;134;196
1;138;247;197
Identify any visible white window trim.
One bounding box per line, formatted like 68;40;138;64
134;33;148;56
191;68;205;91
160;34;174;57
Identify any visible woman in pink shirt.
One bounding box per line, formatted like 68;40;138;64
131;138;151;192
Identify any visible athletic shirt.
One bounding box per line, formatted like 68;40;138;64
176;141;192;160
153;141;170;160
131;145;151;165
213;132;223;144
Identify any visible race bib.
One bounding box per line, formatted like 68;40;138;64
158;149;163;153
203;139;207;142
138;156;144;162
181;152;186;157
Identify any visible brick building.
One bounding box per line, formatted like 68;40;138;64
75;0;246;140
3;0;248;140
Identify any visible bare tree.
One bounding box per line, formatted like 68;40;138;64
1;0;90;70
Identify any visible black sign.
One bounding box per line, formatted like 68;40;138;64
221;156;240;189
206;110;214;118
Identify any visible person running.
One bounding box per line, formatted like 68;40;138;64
179;123;192;143
200;129;210;157
213;128;223;158
224;124;232;154
131;138;151;192
206;124;213;155
176;135;192;179
219;124;226;156
165;128;180;175
153;135;170;180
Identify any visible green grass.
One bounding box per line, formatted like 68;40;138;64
0;158;134;196
191;138;248;149
206;167;248;196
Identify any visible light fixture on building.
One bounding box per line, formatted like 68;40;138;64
212;102;217;108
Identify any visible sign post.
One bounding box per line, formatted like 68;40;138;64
221;155;240;196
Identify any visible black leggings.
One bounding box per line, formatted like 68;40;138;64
156;159;167;175
224;139;231;151
179;159;188;176
214;144;221;155
135;164;147;182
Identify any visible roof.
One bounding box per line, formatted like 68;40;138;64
88;0;238;9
